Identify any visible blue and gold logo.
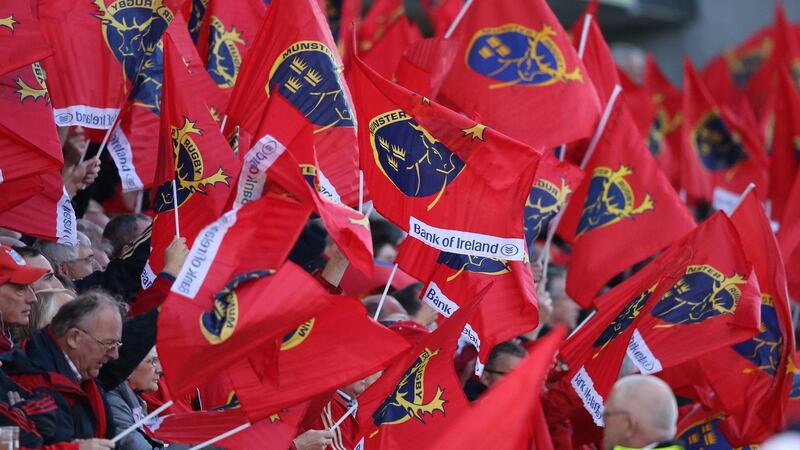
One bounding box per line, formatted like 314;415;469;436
299;164;319;190
207;16;244;89
267;41;354;132
726;37;772;88
280;318;315;351
200;270;272;344
0;14;16;32
646;106;681;157
465;23;582;89
92;0;173;112
373;348;446;426
651;265;747;326
436;251;510;282
732;294;783;376
690;111;748;171
369;110;465;210
592;286;655;356
187;0;208;42
576;165;654;237
524;178;570;243
154;117;231;213
15;62;49;104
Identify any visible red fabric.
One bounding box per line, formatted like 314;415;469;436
437;0;601;149
396;237;538;371
769;70;800;222
394;38;459;99
231;298;409;421
352;47;542;263
0;170;76;244
524;152;584;245
128;275;173;316
0;0;53;75
428;0;463;38
428;327;566;450
306;393;359;450
560;213;761;428
339;260;418;297
358;0;421;79
778;171;800;300
354;287;483;449
576;17;620;109
643;56;683;190
338;0;362;67
148;32;242;276
558;104;695;308
158;192;315;395
226;0;360;207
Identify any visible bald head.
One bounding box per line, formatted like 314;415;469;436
603;375;678;450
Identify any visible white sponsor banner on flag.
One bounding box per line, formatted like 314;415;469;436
408;216;525;260
53;105;118;129
108;126;144;191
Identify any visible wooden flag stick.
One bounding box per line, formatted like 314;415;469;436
373;263;399;320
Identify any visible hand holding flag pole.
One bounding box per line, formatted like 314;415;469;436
329;402;358;433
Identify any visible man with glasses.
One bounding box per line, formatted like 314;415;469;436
465;340;528;401
1;290;159;450
603;375;683;450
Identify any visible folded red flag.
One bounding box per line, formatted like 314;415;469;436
0;0;53;76
38;0;180;129
576;16;619;109
228;297;410;422
769;70;800;222
354;286;484;449
523;152;583;247
642;55;683;189
394;37;459;100
226;0;360;206
357;0;421;79
146;31;241;281
558;104;695;308
352;45;542;261
437;0;601;149
158;190;314;394
0;171;76;244
429;327;566;450
561;212;761;428
396;236;538;374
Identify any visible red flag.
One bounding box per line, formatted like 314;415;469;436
779;173;800;300
225;0;360;206
558;104;695;308
352;47;542;262
428;0;462;38
39;0;179;129
157;191;314;394
643;55;683;189
438;0;601;149
337;0;362;66
577;16;620;109
718;25;773;89
357;0;421;79
524;152;584;246
354;287;483;449
561;212;761;427
147;31;241;280
428;327;566;450
675;408;760;450
0;171;77;244
0;0;53;75
395;236;538;374
394;37;459;99
680;58;767;205
228;297;411;421
769;70;800;222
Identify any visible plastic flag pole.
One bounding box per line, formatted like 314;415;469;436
373;263;399;320
186;423;252;450
134;190;144;214
725;183;756;217
220;114;228;132
329;403;358;433
111;401;173;443
81;112;121;163
172;179;181;238
358;170;365;214
444;0;474;39
577;14;593;59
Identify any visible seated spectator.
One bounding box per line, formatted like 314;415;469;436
78;219;113;271
465;341;527;401
603;375;680;450
0;245;47;352
34;232;95;281
13;246;63;292
392;283;438;329
21;288;76;340
103;214;152;259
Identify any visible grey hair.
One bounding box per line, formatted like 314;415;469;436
50;290;124;337
33;232;91;266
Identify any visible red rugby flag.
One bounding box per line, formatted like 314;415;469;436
147;32;241;280
558;104;695;308
561;212;761;427
396;236;538;374
642;55;682;189
394;37;459;99
438;0;601;149
158;194;318;395
352;46;542;262
354;288;483;450
225;0;360;206
769;70;800;222
428;0;462;38
577;17;619;109
0;171;77;244
429;327;566;450
0;0;53;75
357;0;421;79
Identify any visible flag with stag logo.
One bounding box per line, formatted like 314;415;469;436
523;152;583;247
0;0;53;75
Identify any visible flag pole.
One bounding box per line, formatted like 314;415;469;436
726;182;756;217
80;112;121;164
186;423;251;450
373;263;399;320
577;14;593;59
358;170;365;214
444;0;474;39
220;114;228;132
111;401;173;443
134;190;144;214
329;403;358;433
172;179;181;238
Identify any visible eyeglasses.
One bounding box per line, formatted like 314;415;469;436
602;409;630;421
75;328;123;352
145;356;160;368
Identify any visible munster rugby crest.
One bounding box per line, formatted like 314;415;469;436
373;348;446;426
187;0;208;42
465;23;582;89
592;286;656;357
369;109;465;210
280;318;315;351
267;40;354;131
690;111;748;171
524;178;570;243
15;62;49;103
154;118;230;213
200;270;271;344
576;165;654;237
207;16;244;89
436;251;510;282
732;295;783;376
651;265;747;326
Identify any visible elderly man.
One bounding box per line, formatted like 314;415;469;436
34;232;95;281
0;245;48;352
603;375;682;450
2;291;159;449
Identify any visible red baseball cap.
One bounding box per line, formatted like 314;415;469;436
0;246;47;286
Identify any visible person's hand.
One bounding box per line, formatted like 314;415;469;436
531;261;544;285
63;156;101;197
537;286;553;327
76;439;115;449
163;236;189;277
292;429;334;450
7;391;21;406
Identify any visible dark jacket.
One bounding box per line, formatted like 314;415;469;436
0;369;57;449
107;383;164;450
0;308;159;446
